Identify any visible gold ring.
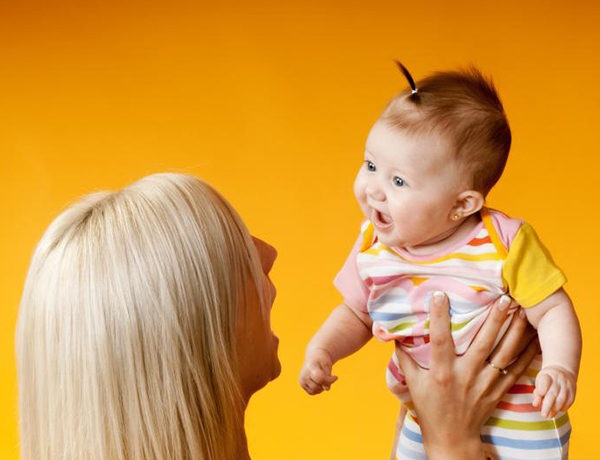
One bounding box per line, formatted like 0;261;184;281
487;360;508;375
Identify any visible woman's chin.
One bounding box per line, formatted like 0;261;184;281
270;334;282;380
271;358;282;381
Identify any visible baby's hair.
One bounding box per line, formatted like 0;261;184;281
383;61;512;196
395;60;420;104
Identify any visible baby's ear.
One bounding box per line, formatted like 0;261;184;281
453;190;484;219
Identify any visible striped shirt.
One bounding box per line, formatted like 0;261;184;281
334;207;570;460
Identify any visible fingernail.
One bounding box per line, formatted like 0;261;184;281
519;308;526;319
497;295;511;311
433;291;446;301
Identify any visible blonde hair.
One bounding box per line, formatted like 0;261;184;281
16;173;265;460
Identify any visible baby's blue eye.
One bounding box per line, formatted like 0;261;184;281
394;177;405;187
366;161;376;172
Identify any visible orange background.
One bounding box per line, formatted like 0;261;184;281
1;1;599;458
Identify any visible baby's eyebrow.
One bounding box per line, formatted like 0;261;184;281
364;150;377;161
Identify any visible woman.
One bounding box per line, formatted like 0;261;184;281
16;172;535;460
16;173;279;460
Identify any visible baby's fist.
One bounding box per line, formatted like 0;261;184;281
299;347;338;395
533;365;577;419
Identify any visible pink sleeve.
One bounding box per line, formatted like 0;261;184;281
333;233;370;313
488;208;523;251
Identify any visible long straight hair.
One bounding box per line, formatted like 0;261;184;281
16;173;264;460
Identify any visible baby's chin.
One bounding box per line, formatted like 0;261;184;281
374;229;405;248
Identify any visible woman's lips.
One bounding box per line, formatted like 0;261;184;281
371;208;393;229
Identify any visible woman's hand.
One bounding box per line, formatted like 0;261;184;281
395;292;539;460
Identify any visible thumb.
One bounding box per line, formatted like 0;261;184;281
395;345;419;379
322;374;339;390
321;360;338;384
325;374;338;384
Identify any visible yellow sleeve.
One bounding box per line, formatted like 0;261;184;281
502;223;567;308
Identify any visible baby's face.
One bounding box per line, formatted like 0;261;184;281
354;120;466;249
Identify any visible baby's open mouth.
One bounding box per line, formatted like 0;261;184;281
372;208;393;228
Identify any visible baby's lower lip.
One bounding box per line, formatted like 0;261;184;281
372;208;393;229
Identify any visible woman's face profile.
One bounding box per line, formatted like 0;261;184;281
236;237;281;401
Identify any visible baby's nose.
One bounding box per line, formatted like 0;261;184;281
366;184;386;202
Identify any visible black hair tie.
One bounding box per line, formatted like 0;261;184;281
394;60;420;103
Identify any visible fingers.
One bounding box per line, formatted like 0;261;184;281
303;381;325;395
395;343;420;383
533;372;552;409
488;308;536;369
540;379;559;419
491;337;538;400
300;374;337;395
562;385;575;414
310;364;338;387
429;291;454;369
533;368;577;418
299;362;338;395
551;384;568;418
534;371;563;418
466;295;512;364
532;390;542;409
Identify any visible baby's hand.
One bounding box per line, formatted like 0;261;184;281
299;347;338;395
533;365;577;418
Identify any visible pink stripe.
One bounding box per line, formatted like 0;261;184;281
366;264;502;283
370;277;418;301
387;359;405;383
392;219;484;261
409;313;429;336
408;345;432;366
452;315;487;350
410;278;497;310
487;208;523;251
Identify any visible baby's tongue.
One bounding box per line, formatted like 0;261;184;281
380;211;392;224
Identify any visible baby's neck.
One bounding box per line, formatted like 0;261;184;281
403;213;482;256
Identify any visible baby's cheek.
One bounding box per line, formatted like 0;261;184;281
353;184;368;213
353;177;364;202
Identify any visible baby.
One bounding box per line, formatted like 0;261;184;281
300;63;582;460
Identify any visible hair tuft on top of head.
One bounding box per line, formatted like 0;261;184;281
381;63;512;196
394;60;421;104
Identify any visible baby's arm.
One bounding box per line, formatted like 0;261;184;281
299;303;373;395
524;288;582;418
